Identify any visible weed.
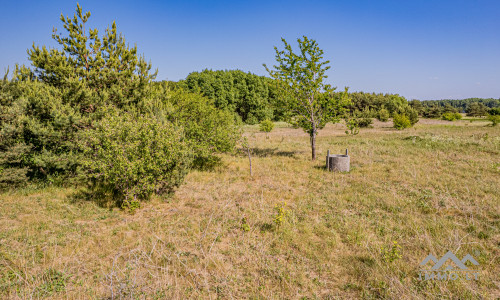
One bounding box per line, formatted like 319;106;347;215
36;269;69;297
381;241;402;263
241;217;251;232
273;202;290;228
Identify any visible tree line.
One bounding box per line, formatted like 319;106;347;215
409;98;500;118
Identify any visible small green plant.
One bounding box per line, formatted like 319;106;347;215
488;114;500;126
393;114;411;130
273;202;289;228
36;269;69;297
345;118;360;135
241;217;250;232
381;241;402;263
377;108;390;122
259;119;275;138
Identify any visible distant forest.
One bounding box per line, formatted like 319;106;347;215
420;98;500;111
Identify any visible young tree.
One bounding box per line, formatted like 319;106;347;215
259;119;274;138
264;36;349;160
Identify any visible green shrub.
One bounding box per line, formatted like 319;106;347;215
81;111;193;210
489;107;500;116
259;119;274;138
0;79;83;186
357;117;373;128
345;118;360;135
488;114;500;126
159;90;240;170
394;105;419;126
441;112;462;121
393;113;411;130
273;202;289;228
405;107;419;125
377;108;390;122
359;107;377;118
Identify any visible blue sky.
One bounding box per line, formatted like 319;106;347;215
1;0;499;100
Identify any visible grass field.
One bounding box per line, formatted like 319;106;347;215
1;119;499;299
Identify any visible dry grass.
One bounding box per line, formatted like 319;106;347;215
1;119;499;299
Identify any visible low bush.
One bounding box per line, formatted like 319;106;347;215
377;108;390;122
393;113;411;130
259;119;274;133
441;112;462;121
260;119;274;138
488;114;500;126
158;89;240;170
405;107;419;125
357;117;373;128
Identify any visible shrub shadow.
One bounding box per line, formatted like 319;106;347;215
70;187;122;210
238;147;299;158
313;165;327;171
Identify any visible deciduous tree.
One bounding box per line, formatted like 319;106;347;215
264;36;349;160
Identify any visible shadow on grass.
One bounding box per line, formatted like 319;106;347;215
313;165;327;171
238;147;300;158
70;187;122;210
259;222;274;232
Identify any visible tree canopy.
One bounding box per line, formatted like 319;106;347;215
179;69;279;124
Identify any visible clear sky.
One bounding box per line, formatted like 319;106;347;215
1;0;499;100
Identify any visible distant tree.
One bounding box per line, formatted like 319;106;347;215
422;105;443;118
264;36;350;160
466;102;489;117
409;99;424;115
421;98;500;112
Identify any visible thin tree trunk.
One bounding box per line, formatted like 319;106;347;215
310;132;316;160
246;146;253;176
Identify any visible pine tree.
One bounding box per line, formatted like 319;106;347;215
28;3;157;110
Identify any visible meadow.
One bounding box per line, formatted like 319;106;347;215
0;119;499;299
